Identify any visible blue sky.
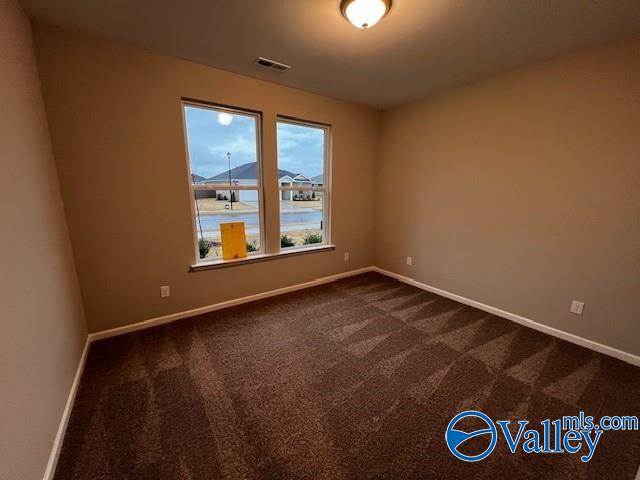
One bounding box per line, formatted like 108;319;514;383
184;105;324;179
276;122;324;179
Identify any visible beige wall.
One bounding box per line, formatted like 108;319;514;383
376;36;640;356
0;10;635;479
33;24;380;333
0;2;87;479
30;21;639;358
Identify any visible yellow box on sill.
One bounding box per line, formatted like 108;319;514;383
220;222;247;260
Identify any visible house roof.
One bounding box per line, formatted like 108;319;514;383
280;173;324;184
207;162;296;182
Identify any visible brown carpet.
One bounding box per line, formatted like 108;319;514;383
55;272;640;479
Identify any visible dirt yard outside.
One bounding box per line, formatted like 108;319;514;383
197;199;323;260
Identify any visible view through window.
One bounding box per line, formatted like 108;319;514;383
277;119;328;249
183;102;263;261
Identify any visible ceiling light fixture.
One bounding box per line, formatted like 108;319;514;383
340;0;392;29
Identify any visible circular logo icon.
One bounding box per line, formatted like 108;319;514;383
445;410;497;462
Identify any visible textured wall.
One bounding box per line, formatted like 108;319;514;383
31;21;640;360
33;24;380;333
0;2;87;479
375;36;640;356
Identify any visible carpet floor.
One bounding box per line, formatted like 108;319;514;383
55;272;640;479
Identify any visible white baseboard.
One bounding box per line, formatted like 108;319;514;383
45;264;639;478
43;336;91;480
372;267;640;367
45;267;373;478
88;264;640;366
89;266;375;342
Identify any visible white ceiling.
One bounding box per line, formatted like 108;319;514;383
22;0;640;109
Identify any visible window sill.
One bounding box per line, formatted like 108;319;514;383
189;244;336;272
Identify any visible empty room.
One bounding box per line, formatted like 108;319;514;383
2;0;639;478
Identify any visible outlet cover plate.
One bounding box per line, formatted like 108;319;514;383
570;300;584;315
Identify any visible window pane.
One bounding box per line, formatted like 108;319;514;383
280;195;324;248
277;120;326;245
184;105;259;187
183;102;263;262
194;191;260;260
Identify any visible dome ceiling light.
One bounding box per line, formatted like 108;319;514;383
340;0;392;29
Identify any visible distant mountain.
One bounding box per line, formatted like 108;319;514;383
208;162;297;181
191;173;208;183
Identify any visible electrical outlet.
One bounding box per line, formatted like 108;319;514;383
406;256;413;266
570;300;584;315
344;252;350;261
160;285;170;298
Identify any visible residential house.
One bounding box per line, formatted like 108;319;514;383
280;173;323;200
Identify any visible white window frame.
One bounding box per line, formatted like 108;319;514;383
276;116;331;250
181;99;266;264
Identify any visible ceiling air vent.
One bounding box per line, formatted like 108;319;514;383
255;57;291;72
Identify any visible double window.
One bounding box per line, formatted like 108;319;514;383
182;100;330;264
